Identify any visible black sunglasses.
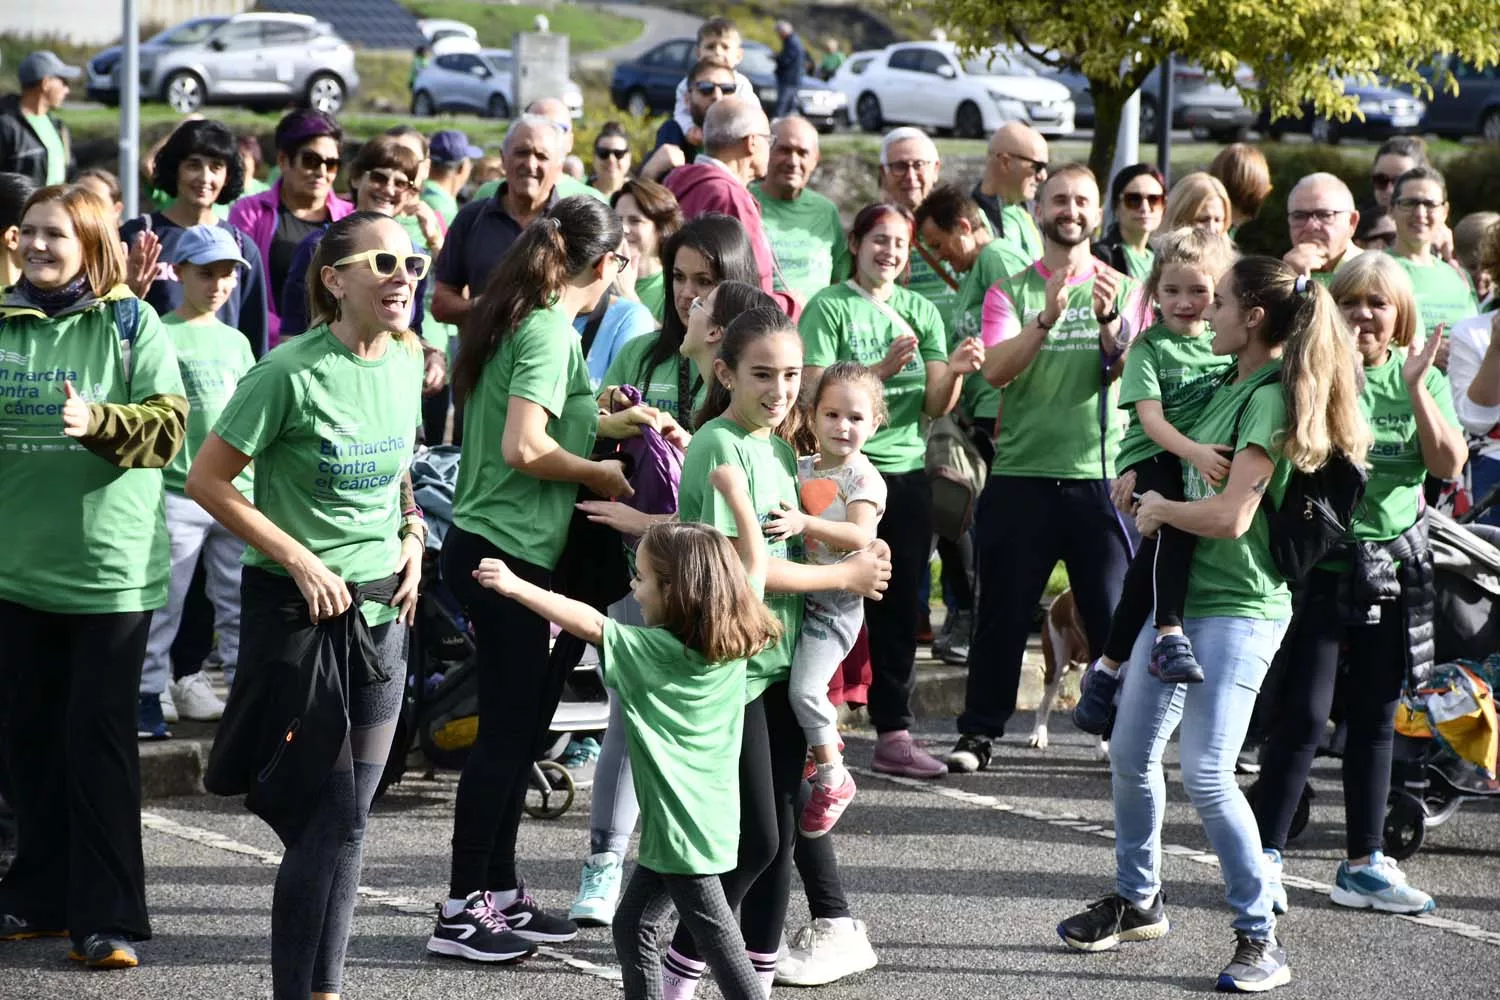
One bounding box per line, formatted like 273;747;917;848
693;80;733;96
1122;192;1164;210
596;146;630;160
296;150;341;174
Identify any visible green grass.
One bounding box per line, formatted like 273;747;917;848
405;1;641;53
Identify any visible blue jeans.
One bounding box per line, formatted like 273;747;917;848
1110;615;1288;939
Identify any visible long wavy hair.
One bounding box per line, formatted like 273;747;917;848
645;214;761;383
637;521;781;663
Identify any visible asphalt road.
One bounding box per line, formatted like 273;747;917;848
4;715;1498;999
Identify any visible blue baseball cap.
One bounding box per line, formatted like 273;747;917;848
19;51;82;89
430;129;484;164
167;225;249;269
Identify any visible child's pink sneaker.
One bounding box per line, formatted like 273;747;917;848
800;773;857;838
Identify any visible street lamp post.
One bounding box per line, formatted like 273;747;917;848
120;0;141;219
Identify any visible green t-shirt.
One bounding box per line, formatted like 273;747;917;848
1115;323;1233;472
635;270;667;323
601;616;750;874
421;179;460;227
750;183;851;303
161;313;255;497
452;302;597;570
241;175;271;198
1121;244;1155;284
1388;253;1480;340
602;332;706;427
214;325;422;625
0;290;185;614
907;247;958;339
1182;362;1293;620
677;416;803;702
986;262;1138;479
952;240;1030;421
24;113;66;185
800;282;947;473
997;203;1043;262
1351;350;1459;543
1308;247;1363;289
474;175;606;204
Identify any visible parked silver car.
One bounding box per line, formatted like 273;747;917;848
410;44;583;120
87;12;358;115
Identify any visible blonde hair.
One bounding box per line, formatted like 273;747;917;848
1144;226;1238;305
637;522;781;663
1229;256;1371;472
1162;172;1233;235
1328;252;1420;350
22;185;126;296
812;361;889;427
1471;216;1500;279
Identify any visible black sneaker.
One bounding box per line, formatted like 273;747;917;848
1149;633;1205;684
1072;662;1121;735
946;733;992;773
1057;893;1169;952
426;891;536;963
499;884;579;943
1;913;67;941
1216;932;1290;993
67;933;138;968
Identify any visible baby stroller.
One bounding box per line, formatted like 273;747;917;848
374;447;612;819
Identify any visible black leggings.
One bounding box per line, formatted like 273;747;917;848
1254;568;1408;858
614;865;764;1000
866;469;933;733
0;601;152;944
672;681;807;957
1102;452;1195;663
442;526;573;896
270;621;405;999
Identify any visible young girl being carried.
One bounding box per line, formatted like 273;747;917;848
767;363;888;837
474;464;778;1000
1074;227;1239;735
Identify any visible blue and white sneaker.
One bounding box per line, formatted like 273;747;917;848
1329;851;1435;914
568;851;623;927
554;737;601;789
1072;661;1120;736
1217;932;1290;993
1263;849;1288;915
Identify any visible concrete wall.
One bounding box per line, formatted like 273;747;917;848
4;0;252;46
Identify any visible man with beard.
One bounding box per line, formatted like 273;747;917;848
1282;173;1363;288
946;163;1140;773
642;59;739;182
973;122;1048;262
751;116;850;302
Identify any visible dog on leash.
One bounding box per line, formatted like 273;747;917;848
1031;588;1109;760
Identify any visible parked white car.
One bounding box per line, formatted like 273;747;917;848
411;42;583;120
843;42;1075;138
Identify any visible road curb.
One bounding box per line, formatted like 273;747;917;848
139;739;207;799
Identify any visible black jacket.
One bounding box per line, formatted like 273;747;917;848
0;94;73;186
205;566;401;846
1092;222;1133;277
775;33;806;86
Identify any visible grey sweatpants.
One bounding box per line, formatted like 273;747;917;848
140;490;244;696
590;594;644;857
789;588;865;748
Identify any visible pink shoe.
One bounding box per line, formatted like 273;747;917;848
871;731;947;779
800;773;857;838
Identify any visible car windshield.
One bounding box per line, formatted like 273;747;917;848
150;18;226;46
963;51;1034;77
739;46;776;76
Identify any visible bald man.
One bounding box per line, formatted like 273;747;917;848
666;97;798;315
880;127;965;335
472;98;608;204
1284;172;1363;286
751;116;851;301
974;122;1048;261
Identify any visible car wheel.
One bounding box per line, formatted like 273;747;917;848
1211;126;1249;143
856;93;883;134
1309;115;1338;145
487;94;511;120
626;88;650;118
955;101;985;140
412;90;436;117
1139;97;1159;143
164;71;205;114
1482;109;1500;142
304;73;345;114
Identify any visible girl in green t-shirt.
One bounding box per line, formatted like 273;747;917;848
1254;253;1463;917
1387;166;1480;341
473;465;779;1000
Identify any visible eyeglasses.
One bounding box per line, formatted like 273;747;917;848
693;80;734;96
364;168;414;192
332;250;432;280
1288;208;1351;225
296;150;342;174
1370;172;1399;190
1122;191;1164;210
595;146;630;160
885;159;936;175
606;250;631;270
1394;197;1445;213
1003;152;1048;175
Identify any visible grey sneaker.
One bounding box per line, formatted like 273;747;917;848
938;610;972;664
1216;932;1290;993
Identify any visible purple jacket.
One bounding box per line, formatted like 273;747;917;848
228;179;354;343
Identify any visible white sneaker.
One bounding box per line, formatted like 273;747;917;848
172;672;225;722
159;686;179;724
774;917;877;987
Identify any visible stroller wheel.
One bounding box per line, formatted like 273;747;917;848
1383;790;1427;861
525;760;576;820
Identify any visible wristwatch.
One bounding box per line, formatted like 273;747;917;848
1096;307;1121;325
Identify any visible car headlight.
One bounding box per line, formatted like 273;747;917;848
989;92;1026;119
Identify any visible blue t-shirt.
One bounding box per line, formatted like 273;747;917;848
573;296;657;389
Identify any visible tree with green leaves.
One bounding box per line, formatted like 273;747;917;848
905;0;1500;180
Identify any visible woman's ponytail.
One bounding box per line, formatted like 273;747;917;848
1279;278;1371;472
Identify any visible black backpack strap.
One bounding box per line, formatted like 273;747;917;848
579;290;612;360
113;296;141;389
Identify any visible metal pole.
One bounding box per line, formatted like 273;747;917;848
121;0;140;219
1156;53;1174;184
1108;89;1142;228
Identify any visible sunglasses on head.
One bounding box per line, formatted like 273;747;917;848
596;146;630;160
332;249;432;280
1122;191;1164;210
296;150;341;174
365;168;414;192
693;80;733;96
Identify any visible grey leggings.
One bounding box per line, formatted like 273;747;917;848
590;595;644;857
271;622;405;1000
613;864;764;1000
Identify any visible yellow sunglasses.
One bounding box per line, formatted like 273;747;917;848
332;249;432;280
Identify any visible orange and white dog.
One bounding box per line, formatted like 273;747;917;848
1031;588;1110;760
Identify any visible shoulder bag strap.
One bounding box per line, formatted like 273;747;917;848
579;290;612;360
912;239;961;292
113;296;141;388
843;279;920;342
